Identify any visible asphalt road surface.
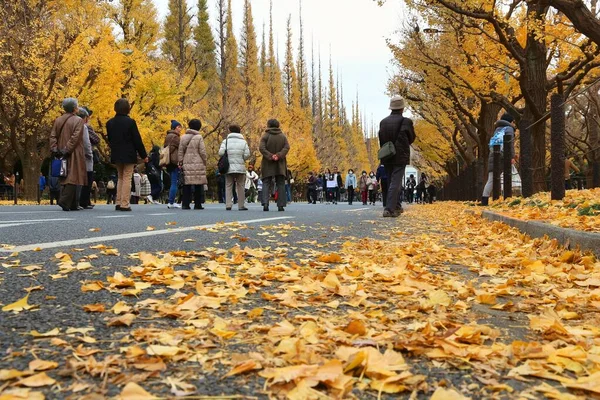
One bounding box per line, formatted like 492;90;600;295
0;202;383;254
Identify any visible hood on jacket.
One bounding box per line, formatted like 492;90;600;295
495;120;513;129
265;127;283;135
185;129;200;136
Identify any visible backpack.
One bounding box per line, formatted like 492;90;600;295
159;146;170;167
107;180;115;190
489;127;509;150
217;138;230;174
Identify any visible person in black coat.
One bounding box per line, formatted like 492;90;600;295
106;98;148;211
146;145;162;204
378;95;416;217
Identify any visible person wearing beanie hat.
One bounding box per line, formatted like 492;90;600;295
480;111;517;206
378;95;416;218
164;120;183;208
171;120;182;130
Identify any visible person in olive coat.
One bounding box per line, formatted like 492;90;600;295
259;119;290;212
106;98;148;211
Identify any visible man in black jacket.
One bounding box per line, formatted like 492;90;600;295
378;96;416;217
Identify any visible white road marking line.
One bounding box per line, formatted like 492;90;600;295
342;208;371;213
96;215;134;219
0;216;294;252
147;213;173;216
0;218;74;224
0;222;40;229
0;211;62;214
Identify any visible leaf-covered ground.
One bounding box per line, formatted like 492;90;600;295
1;203;600;399
482;188;600;232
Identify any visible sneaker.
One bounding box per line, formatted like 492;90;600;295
147;195;154;203
167;203;182;209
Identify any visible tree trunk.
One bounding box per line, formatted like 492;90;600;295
522;4;549;193
588;82;600;187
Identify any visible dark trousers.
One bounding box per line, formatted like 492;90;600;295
49;190;60;205
58;184;77;210
106;189;116;204
381;180;388;207
182;185;205;208
150;181;162;200
263;175;286;207
80;171;94;207
308;188;317;203
217;179;226;203
384;165;406;213
347;186;354;204
369;190;376;204
326;188;336;203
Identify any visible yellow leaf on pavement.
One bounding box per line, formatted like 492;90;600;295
29;328;60;338
223;360;262;378
28;360;58;372
2;294;34;313
431;387;470;400
16;372;56;387
117;382;157;400
0;369;29;381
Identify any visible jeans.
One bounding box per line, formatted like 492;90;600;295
285;184;292;202
169;168;179;204
384;165;406;213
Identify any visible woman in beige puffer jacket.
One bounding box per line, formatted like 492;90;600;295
178;119;207;210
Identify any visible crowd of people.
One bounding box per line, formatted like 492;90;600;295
49;97;291;212
31;94;420;218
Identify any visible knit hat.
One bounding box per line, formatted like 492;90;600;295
500;113;515;123
171;120;182;130
389;95;406;110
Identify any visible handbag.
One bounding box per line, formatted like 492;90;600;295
217;138;230;174
378;117;405;161
50;114;74;178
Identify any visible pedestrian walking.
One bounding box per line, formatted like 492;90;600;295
307;171;318;204
367;172;378;205
359;171;368;205
106;98;148;212
417;173;428;204
406;174;416;204
246;165;259;203
378;95;416;217
376;163;388;207
259;119;290;212
565;153;580;190
285;169;293;203
179;119;208;210
163;120;183;209
77;107;95;209
147;145;162;204
140;172;151;203
39;173;46;199
106;175;117;204
325;169;337;204
480;113;516;206
345;169;357;205
130;167;141;204
220;125;251;211
49;98;87;211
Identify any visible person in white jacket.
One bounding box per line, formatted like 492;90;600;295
219;125;251;211
245;165;259;203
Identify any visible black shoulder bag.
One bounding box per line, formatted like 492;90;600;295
378;117;405;161
217;137;230;174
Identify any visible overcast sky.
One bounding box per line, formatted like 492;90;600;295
152;0;405;132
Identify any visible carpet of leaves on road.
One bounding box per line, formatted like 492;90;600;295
1;204;600;399
481;188;600;232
